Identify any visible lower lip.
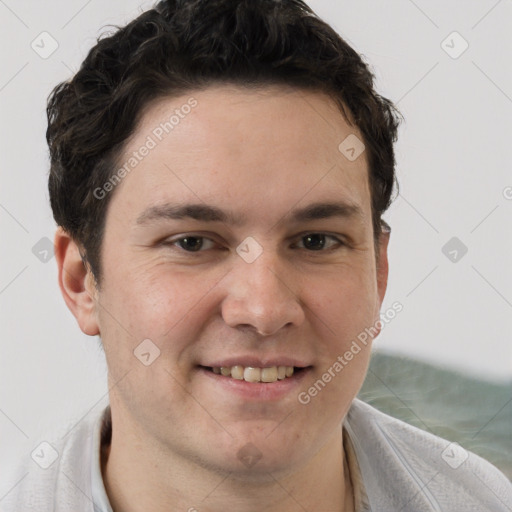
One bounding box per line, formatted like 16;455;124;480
197;366;312;401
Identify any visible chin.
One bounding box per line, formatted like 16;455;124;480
219;450;305;481
225;431;313;477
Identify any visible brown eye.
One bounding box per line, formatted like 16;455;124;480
302;234;326;251
176;237;206;251
164;234;221;254
294;233;344;251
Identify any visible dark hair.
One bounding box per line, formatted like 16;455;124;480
47;0;401;286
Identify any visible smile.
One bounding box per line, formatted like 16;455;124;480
209;365;296;383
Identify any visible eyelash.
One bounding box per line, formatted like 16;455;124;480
164;233;346;253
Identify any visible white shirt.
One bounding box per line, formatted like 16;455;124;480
2;399;511;511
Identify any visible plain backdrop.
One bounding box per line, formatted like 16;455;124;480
1;0;511;494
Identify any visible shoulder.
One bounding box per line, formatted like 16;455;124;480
345;398;512;511
1;406;107;512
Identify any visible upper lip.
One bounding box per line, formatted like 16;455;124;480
201;356;312;368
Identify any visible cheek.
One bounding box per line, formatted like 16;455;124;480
151;275;214;338
100;261;220;345
304;271;376;410
311;263;379;341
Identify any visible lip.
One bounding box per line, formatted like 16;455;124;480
197;365;312;401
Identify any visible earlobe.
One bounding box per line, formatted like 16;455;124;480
54;227;100;336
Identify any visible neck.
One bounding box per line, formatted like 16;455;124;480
101;419;354;512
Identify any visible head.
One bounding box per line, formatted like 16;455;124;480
51;0;401;479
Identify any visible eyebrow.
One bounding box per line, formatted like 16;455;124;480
135;201;363;226
290;202;363;223
136;203;241;225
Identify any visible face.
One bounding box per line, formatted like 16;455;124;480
70;85;388;477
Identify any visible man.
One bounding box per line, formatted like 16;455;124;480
4;0;511;510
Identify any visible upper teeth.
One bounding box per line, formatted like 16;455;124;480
212;365;294;383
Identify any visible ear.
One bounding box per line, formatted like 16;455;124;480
54;227;100;336
376;227;390;306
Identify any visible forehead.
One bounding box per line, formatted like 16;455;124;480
108;85;371;224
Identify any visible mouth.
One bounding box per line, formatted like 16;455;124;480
197;356;313;400
200;365;309;383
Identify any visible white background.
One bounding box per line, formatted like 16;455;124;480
1;0;511;496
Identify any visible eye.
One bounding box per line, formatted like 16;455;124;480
295;233;343;251
173;236;216;252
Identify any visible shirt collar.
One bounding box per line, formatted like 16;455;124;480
91;405;113;512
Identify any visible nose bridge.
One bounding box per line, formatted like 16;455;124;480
234;250;292;309
221;248;304;335
246;255;288;302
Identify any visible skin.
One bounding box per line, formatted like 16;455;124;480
55;85;389;512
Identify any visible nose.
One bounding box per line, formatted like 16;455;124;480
220;252;305;336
